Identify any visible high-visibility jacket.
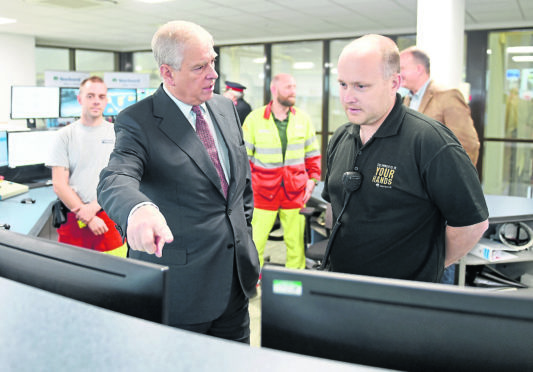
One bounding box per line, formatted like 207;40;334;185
243;101;321;207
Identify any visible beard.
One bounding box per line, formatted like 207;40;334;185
277;95;295;107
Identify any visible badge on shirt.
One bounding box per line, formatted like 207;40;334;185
371;163;397;189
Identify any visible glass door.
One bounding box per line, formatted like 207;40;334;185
484;30;533;197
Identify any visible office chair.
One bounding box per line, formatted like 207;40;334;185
300;202;332;269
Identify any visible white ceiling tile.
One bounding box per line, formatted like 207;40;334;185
0;0;530;50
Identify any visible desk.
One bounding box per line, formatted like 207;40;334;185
457;194;533;286
0;186;56;235
0;277;382;371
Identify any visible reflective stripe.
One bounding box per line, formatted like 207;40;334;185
286;143;305;151
244;139;255;152
249;156;305;168
254;147;283;155
305;149;321;158
304;136;318;147
284;158;305;166
250;157;284;169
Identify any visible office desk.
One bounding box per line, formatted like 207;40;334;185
0;185;56;235
0;277;382;371
457;194;533;286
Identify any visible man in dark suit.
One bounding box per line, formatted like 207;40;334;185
97;20;260;343
400;47;480;166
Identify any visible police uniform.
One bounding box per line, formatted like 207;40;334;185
322;94;488;282
225;81;252;125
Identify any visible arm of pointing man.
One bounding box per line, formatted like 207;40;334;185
127;204;174;257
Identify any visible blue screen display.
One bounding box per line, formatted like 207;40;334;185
104;89;137;116
0;131;8;167
137;88;157;101
59;88;81;118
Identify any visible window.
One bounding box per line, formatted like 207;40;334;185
483;30;533;197
75;50;115;75
272;41;323;134
35;47;70;86
219;45;265;112
133;51;160;88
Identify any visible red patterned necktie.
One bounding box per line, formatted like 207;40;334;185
192;105;228;198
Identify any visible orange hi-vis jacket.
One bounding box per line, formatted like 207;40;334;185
243;101;321;209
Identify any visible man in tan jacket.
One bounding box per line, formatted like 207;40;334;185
400;47;480;166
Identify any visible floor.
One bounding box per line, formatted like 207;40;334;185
249;229;288;348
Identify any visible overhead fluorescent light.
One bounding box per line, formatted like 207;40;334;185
253;57;266;64
512;55;533;63
293;62;314;70
0;17;16;25
136;0;172;3
507;46;533;54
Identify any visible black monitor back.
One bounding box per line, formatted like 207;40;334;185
0;230;169;324
261;265;533;372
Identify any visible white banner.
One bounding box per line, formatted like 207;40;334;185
104;72;149;88
44;71;90;87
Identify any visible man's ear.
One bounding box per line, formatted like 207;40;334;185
160;64;175;86
391;73;401;91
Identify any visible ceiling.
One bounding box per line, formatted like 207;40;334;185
0;0;532;52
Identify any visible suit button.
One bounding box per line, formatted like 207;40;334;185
227;208;232;215
227;244;234;249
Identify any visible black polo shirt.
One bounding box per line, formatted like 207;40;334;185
322;95;488;282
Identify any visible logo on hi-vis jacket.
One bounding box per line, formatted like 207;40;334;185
371;163;396;189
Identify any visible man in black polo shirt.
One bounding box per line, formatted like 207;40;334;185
322;34;489;282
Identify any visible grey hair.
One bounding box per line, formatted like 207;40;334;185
402;46;431;74
151;20;214;71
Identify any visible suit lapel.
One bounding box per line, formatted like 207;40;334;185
418;80;434;113
154;89;226;198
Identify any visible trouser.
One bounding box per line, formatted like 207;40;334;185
169;264;250;343
252;208;306;269
58;210;125;255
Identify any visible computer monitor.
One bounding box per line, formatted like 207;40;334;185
59;87;81;118
0;131;7;167
104;88;137;116
261;266;533;372
7;130;57;168
10;86;60;119
0;229;169;324
137;88;157;101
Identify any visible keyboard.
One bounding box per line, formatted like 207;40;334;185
0;180;29;200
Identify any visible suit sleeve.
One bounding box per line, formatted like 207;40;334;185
97;110;152;236
233;103;254;228
441;89;480;166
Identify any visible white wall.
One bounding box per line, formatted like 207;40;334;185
0;33;36;131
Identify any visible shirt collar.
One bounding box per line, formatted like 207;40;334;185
162;84;207;119
411;78;431;100
263;101;295;119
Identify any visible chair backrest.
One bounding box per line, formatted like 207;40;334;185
324;203;333;229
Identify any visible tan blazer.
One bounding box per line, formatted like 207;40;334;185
403;81;480;165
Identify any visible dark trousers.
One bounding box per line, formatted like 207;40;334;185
169;267;250;344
